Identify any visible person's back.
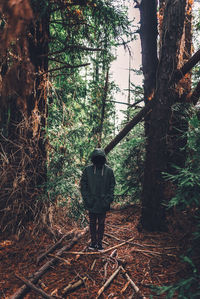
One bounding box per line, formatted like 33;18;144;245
80;148;115;251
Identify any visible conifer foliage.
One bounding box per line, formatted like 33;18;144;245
0;0;133;232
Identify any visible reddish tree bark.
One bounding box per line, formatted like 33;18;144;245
140;0;187;231
0;1;50;232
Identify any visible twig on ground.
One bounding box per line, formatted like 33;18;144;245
104;232;122;241
91;259;97;270
37;229;75;264
10;227;89;299
97;266;121;298
106;223;132;231
75;245;87;260
63;237;135;256
121;280;130;294
102;239;109;245
120;266;146;299
48;254;71;265
63;277;87;294
104;249;118;281
105;233;163;256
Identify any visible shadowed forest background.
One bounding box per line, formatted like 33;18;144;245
0;0;200;298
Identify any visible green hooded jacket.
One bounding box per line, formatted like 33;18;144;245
80;149;115;213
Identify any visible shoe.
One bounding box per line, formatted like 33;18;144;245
88;243;97;250
97;243;104;252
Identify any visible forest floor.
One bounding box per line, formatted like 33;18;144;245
0;204;194;299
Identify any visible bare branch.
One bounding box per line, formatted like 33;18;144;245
50;20;89;26
42;63;90;74
15;275;54;299
104;102;152;154
45;45;104;57
104;48;200;154
10;228;89;299
171;48;200;84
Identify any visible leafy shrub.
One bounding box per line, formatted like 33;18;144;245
109;117;145;205
155;112;200;298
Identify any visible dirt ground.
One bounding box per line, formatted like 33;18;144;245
0;205;193;298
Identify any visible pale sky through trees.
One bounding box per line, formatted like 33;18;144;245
111;1;200;126
111;1;142;125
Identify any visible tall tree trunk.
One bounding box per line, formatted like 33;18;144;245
139;0;158;102
140;0;187;231
98;68;109;146
0;0;49;233
167;0;193;172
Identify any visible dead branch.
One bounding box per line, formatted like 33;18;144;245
105;232;122;242
91;259;97;270
104;249;118;281
100;236;134;253
44;45;104;57
104;233;162;256
43;63;90;74
63;237;135;255
48;254;71;265
121;280;130;294
15;274;55;299
171;48;200;84
104;102;153;154
97;266;121;298
63;277;87;294
106;223;132;231
104;48;200;154
10;227;89;299
50;20;88;26
37;229;75;264
120;266;146;299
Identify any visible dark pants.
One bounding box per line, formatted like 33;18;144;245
89;212;106;245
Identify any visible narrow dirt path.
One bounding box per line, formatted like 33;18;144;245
0;205;192;298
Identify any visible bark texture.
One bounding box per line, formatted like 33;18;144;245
141;0;187;231
139;0;158;101
0;0;49;232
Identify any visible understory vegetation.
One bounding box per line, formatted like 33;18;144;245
156;111;200;298
0;1;200;298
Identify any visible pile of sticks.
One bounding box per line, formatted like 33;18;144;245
10;228;88;299
10;226;150;298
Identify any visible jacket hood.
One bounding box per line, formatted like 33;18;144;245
91;148;106;163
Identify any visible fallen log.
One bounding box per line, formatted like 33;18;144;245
15;274;56;299
37;229;75;264
10;227;89;299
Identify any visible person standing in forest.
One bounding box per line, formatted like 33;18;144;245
80;148;115;252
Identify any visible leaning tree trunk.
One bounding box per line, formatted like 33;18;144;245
140;0;187;231
0;0;49;233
